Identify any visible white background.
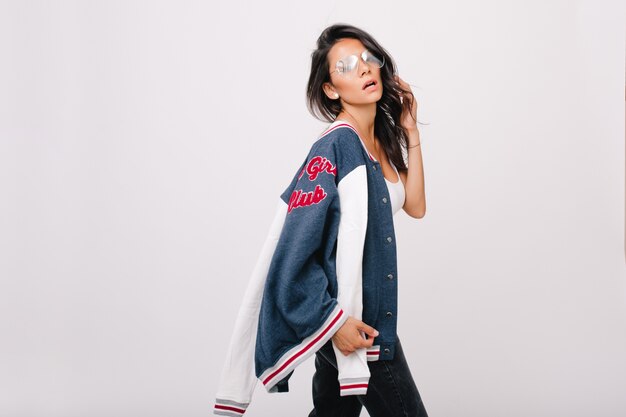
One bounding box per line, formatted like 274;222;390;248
1;1;625;416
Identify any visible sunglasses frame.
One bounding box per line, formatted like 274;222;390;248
330;49;385;76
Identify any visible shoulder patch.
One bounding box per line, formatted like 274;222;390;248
288;144;338;214
298;155;337;181
287;184;328;213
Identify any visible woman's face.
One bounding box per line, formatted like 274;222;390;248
323;38;384;105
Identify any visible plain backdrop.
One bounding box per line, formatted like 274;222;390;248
1;1;625;416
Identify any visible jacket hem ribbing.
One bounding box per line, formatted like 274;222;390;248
366;344;381;361
213;398;249;416
338;375;371;396
259;304;348;392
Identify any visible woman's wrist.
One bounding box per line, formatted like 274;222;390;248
406;126;420;148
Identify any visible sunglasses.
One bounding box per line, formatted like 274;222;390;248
330;49;385;77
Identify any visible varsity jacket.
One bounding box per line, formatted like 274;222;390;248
214;119;400;416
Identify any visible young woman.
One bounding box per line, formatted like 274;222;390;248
304;23;428;417
213;23;427;417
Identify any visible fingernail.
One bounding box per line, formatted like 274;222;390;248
374;330;379;336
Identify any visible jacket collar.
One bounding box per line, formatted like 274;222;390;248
321;119;378;162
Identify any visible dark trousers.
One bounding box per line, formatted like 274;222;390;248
308;336;429;417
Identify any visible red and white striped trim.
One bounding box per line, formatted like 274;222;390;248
213;399;249;416
339;376;370;396
320;120;377;162
259;305;348;391
366;345;380;361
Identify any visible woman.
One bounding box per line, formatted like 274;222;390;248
213;23;427;417
305;23;428;417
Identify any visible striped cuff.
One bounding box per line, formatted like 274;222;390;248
366;345;380;361
339;376;370;396
214;399;249;416
259;305;347;392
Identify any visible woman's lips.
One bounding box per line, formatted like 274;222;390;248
363;82;378;92
362;79;376;89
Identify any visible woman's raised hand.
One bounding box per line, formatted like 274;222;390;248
394;74;419;132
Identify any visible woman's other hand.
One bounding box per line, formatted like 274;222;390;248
331;316;379;356
394;74;419;133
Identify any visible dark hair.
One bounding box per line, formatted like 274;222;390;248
306;23;419;171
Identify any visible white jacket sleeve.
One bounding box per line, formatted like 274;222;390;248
213;197;288;416
332;163;371;396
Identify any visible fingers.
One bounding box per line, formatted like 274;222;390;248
362;337;374;348
394;74;406;86
354;320;378;350
394;74;414;95
341;337;374;355
354;337;374;350
339;341;370;356
355;320;379;338
335;317;379;356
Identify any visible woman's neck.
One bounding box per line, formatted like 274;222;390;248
336;107;376;145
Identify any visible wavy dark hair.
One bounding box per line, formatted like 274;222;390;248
306;23;420;171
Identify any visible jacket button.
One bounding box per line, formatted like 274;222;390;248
386;311;393;318
386;236;392;243
387;273;394;280
383;348;390;355
382;197;388;203
373;165;377;170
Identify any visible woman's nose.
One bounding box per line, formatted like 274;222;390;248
359;61;371;76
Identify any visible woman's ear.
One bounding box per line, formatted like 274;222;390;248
322;82;339;100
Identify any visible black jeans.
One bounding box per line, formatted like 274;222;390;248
308;336;429;417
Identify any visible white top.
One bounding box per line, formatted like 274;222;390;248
333;119;405;215
385;162;405;215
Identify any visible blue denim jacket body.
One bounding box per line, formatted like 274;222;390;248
214;119;401;416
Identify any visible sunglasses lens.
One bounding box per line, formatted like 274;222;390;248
334;50;384;75
364;50;384;68
339;55;358;74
